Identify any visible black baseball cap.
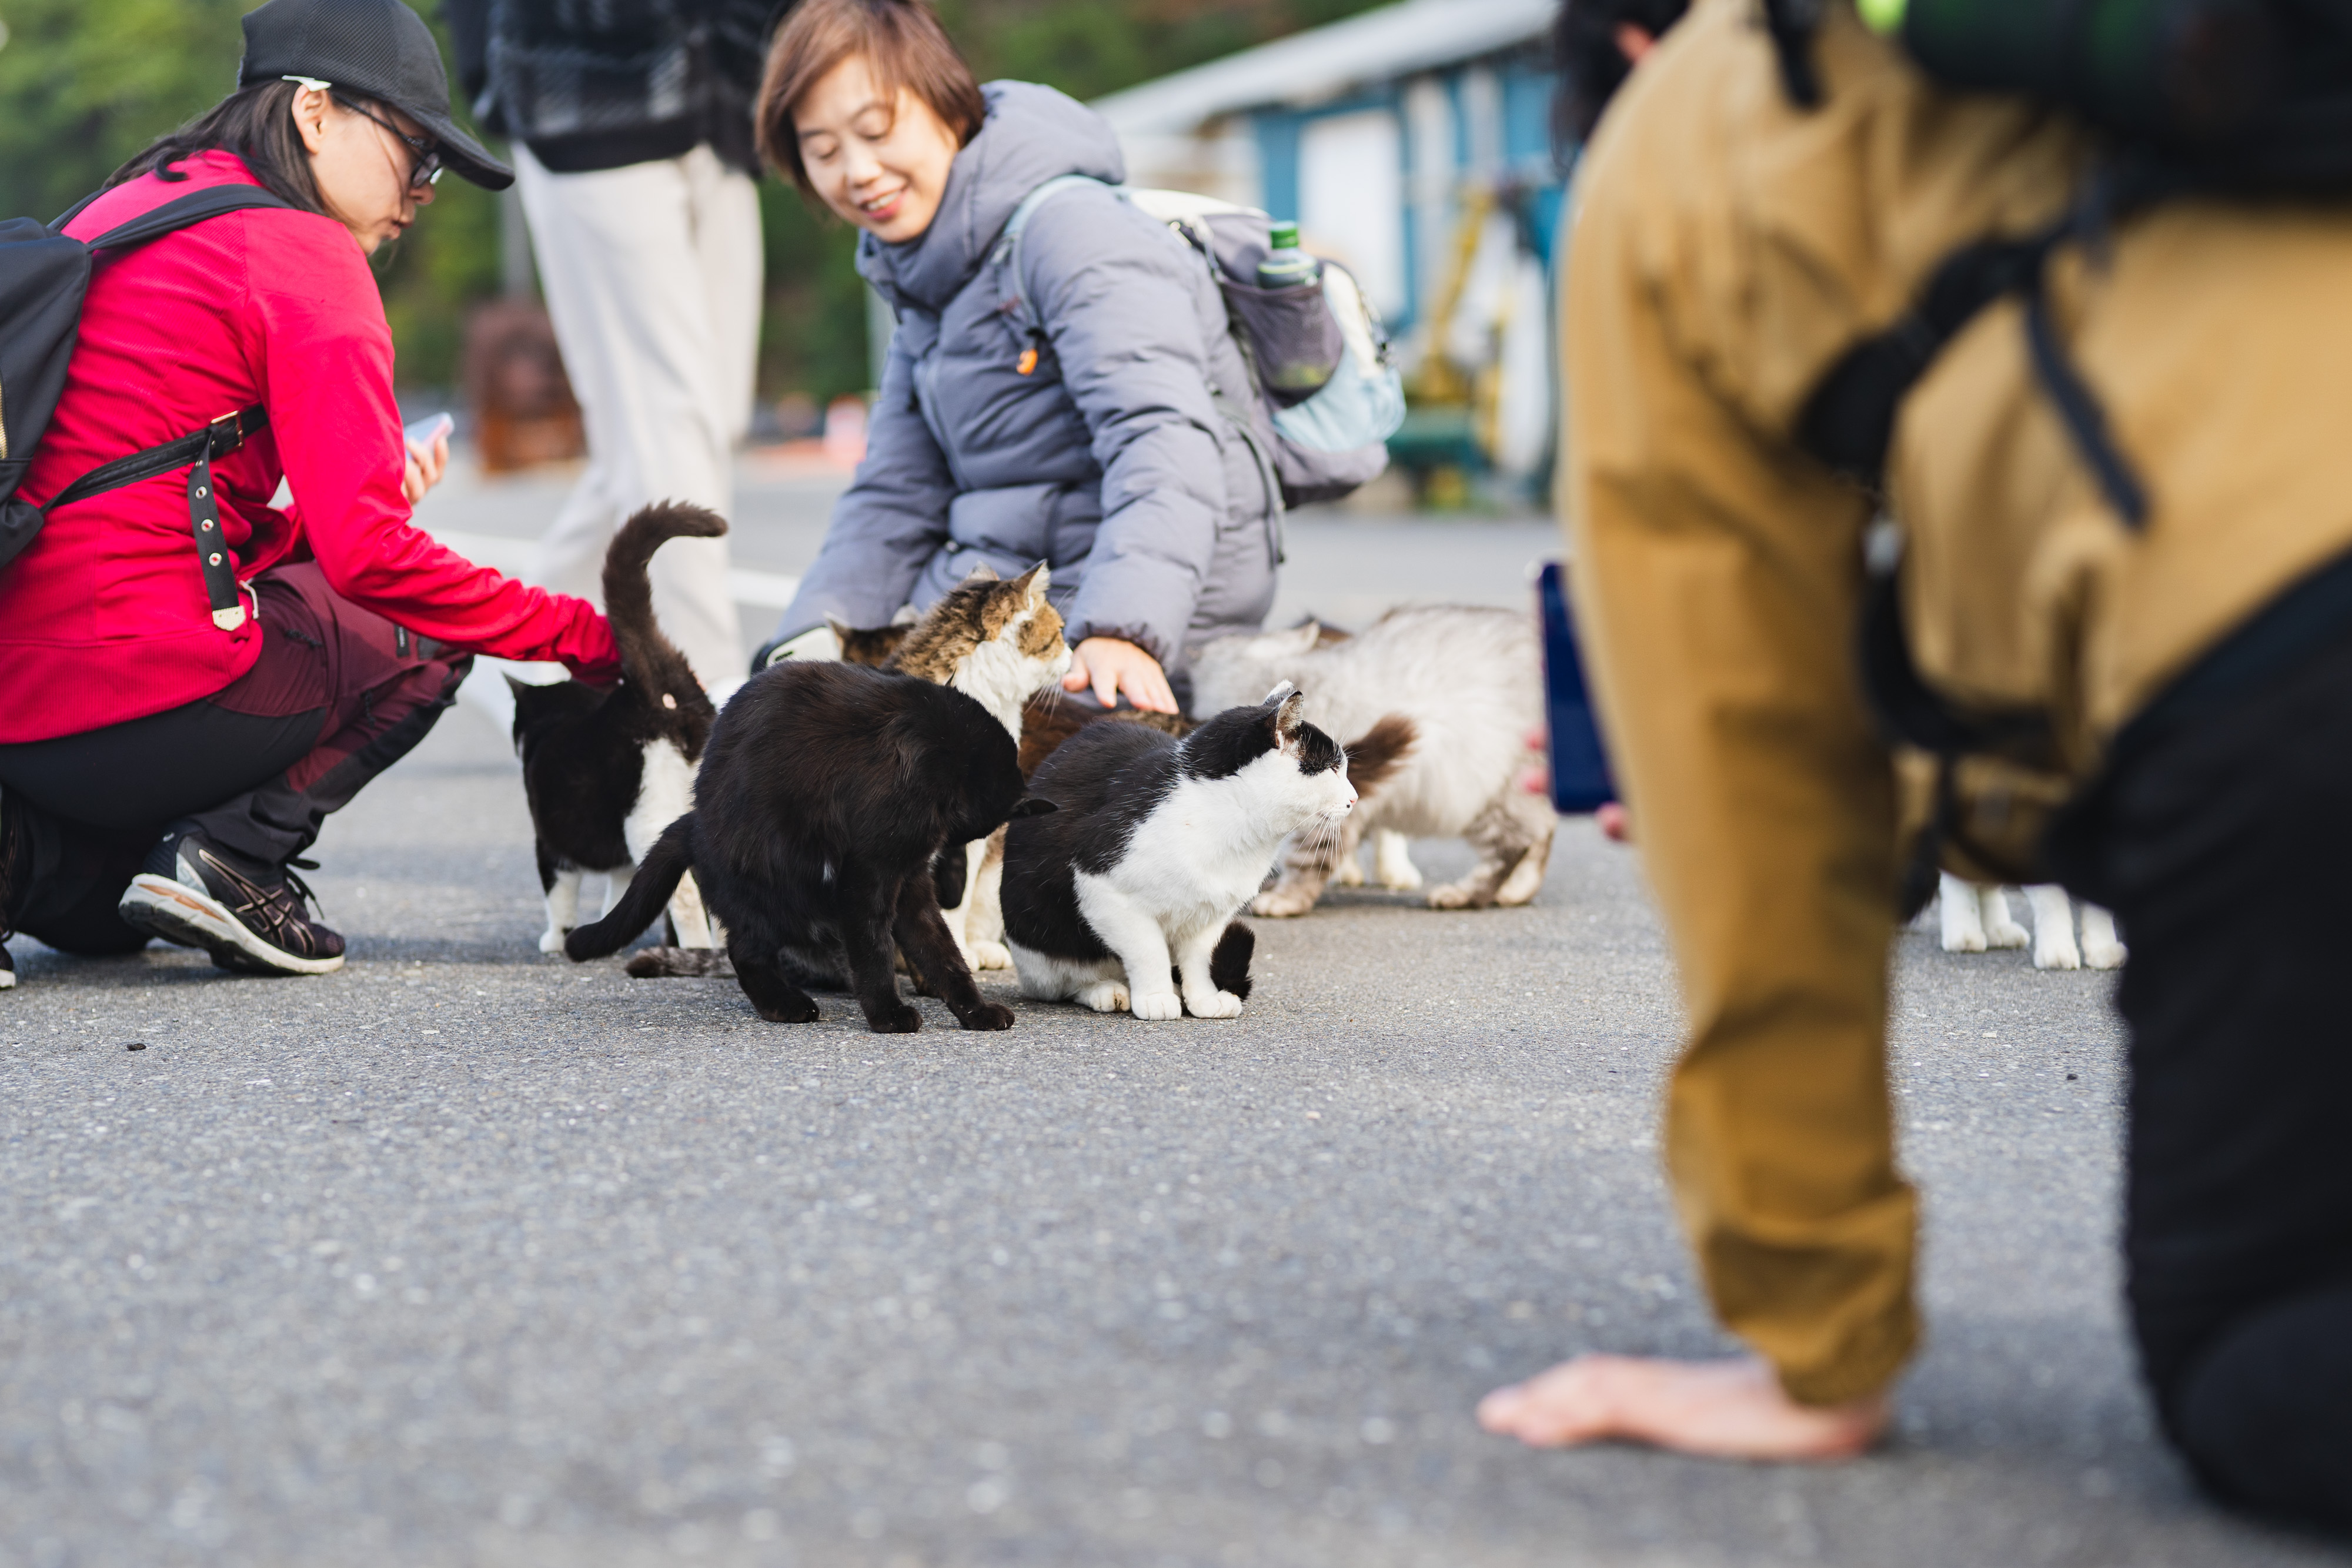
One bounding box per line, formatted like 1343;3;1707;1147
238;0;513;190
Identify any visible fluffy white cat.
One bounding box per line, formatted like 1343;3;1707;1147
1189;606;1552;915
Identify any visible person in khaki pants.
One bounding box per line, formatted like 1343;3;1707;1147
447;0;776;687
1479;0;2352;1530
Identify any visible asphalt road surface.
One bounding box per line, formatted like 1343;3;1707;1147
2;466;2341;1567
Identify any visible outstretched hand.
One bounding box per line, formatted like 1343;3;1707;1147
1064;636;1179;714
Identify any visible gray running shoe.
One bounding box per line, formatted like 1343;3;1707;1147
118;830;345;976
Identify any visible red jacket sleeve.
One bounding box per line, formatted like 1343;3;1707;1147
244;218;620;681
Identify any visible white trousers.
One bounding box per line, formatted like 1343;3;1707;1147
514;143;763;686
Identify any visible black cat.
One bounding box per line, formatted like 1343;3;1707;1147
564;660;1054;1032
511;503;723;955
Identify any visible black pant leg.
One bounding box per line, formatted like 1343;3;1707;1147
2080;630;2352;1532
7;806;158;956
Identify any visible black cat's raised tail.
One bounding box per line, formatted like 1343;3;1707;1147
603;503;727;701
1211;922;1254;1001
566;816;694;961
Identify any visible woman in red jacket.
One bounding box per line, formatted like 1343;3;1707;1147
0;0;620;981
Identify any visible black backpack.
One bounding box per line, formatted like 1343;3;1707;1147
1769;0;2352;514
0;184;293;627
1752;0;2352;905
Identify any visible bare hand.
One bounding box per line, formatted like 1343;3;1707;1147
1063;636;1178;714
402;428;450;505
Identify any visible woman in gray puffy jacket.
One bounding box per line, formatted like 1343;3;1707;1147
753;0;1278;713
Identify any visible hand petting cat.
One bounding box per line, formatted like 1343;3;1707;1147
1064;636;1179;714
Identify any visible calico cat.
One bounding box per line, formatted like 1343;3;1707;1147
1190;606;1552;915
564;660;1053;1033
1001;685;1356;1020
511;503;723;954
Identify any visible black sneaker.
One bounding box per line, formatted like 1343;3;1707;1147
118;830;345;976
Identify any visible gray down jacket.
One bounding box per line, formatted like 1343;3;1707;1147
772;82;1281;675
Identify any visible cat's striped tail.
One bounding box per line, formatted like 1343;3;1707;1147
565;815;696;961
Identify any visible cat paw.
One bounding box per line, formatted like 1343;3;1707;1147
1249;886;1318;918
537;928;569;955
969;940;1013;971
1984;916;2031;950
958;1001;1017;1031
757;998;821;1024
1130;991;1184;1021
1075;981;1130;1014
2082;936;2128;971
2032;936;2082;971
1185;989;1244;1019
1425;882;1494;911
1374;834;1424;891
866;1002;924;1034
1332;857;1367;888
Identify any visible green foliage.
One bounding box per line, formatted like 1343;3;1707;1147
759;183;874;407
0;0;502;389
0;0;1398;399
0;0;248;222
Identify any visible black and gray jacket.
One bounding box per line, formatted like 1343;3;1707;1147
443;0;780;175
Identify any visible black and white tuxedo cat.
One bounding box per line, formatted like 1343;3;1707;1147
564;660;1054;1034
510;503;722;955
1001;685;1357;1020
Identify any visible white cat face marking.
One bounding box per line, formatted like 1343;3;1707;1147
951;563;1071;737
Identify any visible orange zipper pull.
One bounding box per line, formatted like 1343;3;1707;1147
1017;346;1039;376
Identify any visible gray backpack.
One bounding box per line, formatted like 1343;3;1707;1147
993;175;1406;508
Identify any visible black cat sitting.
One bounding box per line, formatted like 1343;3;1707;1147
564;661;1054;1032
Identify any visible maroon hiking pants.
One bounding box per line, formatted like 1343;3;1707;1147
0;562;470;951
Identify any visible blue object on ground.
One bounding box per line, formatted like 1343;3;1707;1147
1538;559;1616;814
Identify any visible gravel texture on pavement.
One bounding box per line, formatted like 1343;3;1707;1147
2;477;2340;1567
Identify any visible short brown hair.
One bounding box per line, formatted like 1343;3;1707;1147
757;0;987;198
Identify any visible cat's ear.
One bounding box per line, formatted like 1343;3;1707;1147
1010;561;1052;603
824;613;853;639
1277;619;1323;653
1265;684;1308;748
962;561;1001;583
1008;795;1059;818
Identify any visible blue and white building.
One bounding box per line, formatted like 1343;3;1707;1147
1093;0;1561;483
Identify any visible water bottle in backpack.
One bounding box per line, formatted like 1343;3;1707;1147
992;178;1406;509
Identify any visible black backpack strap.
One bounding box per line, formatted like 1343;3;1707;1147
79;185;295;252
1762;0;1826;109
19;186;297;628
1799;209;2155;530
45;406;268;631
1799;230;2060;489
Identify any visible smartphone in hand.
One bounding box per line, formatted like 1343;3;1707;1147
1537;560;1618;814
403;411;455;449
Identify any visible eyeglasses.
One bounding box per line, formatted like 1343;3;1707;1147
283;76;444;191
338;95;445;191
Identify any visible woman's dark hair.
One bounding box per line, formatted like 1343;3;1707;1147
103;80;334;215
1552;0;1690;152
757;0;986;200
